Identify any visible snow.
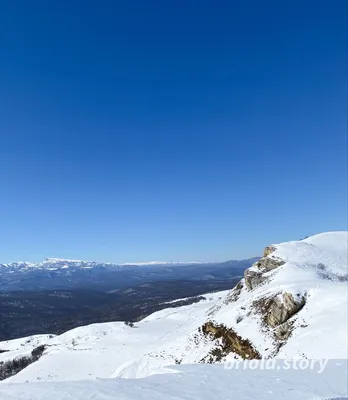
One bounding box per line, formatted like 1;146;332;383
160;294;207;305
0;335;55;363
42;258;84;264
0;291;228;383
1;261;35;269
0;362;347;400
274;231;348;278
206;231;348;359
0;232;347;399
1;259;209;270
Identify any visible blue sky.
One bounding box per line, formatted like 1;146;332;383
0;0;347;263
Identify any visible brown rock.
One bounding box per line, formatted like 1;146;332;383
263;245;276;257
244;256;285;290
201;322;261;360
256;292;306;328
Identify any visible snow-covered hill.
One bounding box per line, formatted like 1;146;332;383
200;231;348;360
1;362;347;400
0;291;228;382
112;231;348;378
0;232;347;399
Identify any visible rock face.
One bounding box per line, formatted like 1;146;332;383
243;246;306;342
203;243;308;360
263;245;276;257
254;292;306;340
223;281;244;303
244;269;264;291
244;252;285;290
201;322;261;361
266;292;306;328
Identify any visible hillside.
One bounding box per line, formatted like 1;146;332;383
0;232;347;398
1;362;347;400
112;231;348;377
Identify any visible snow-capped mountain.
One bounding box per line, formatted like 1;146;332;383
1;258;205;270
1;258;106;271
0;257;258;291
0;232;347;399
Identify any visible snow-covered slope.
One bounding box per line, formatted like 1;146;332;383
1;362;347;400
207;231;348;360
0;232;347;391
0;335;55;364
110;232;347;377
0;291;227;382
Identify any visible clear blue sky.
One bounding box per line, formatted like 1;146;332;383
0;0;347;264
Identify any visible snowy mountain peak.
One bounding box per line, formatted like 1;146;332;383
38;258;101;268
42;258;85;264
0;258;104;270
1;261;35;269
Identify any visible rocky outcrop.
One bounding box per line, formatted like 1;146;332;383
254;291;306;340
244;269;265;291
201;241;311;360
207;281;245;317
263;245;276;257
223;281;244;303
201;322;261;361
244;245;306;341
274;321;295;341
244;255;285;290
201;288;306;360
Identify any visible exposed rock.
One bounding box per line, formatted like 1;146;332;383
205;243;307;360
202;289;306;361
243;245;305;345
263;245;276;257
244;269;265;291
254;292;306;329
244;256;285;290
201;322;261;361
255;256;285;273
223;281;244;303
207;281;245;317
274;321;295;341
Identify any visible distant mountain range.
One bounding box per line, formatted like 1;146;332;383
0;257;260;291
1;258;221;270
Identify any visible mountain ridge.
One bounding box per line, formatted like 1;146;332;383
1;257;259;270
0;257;259;291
